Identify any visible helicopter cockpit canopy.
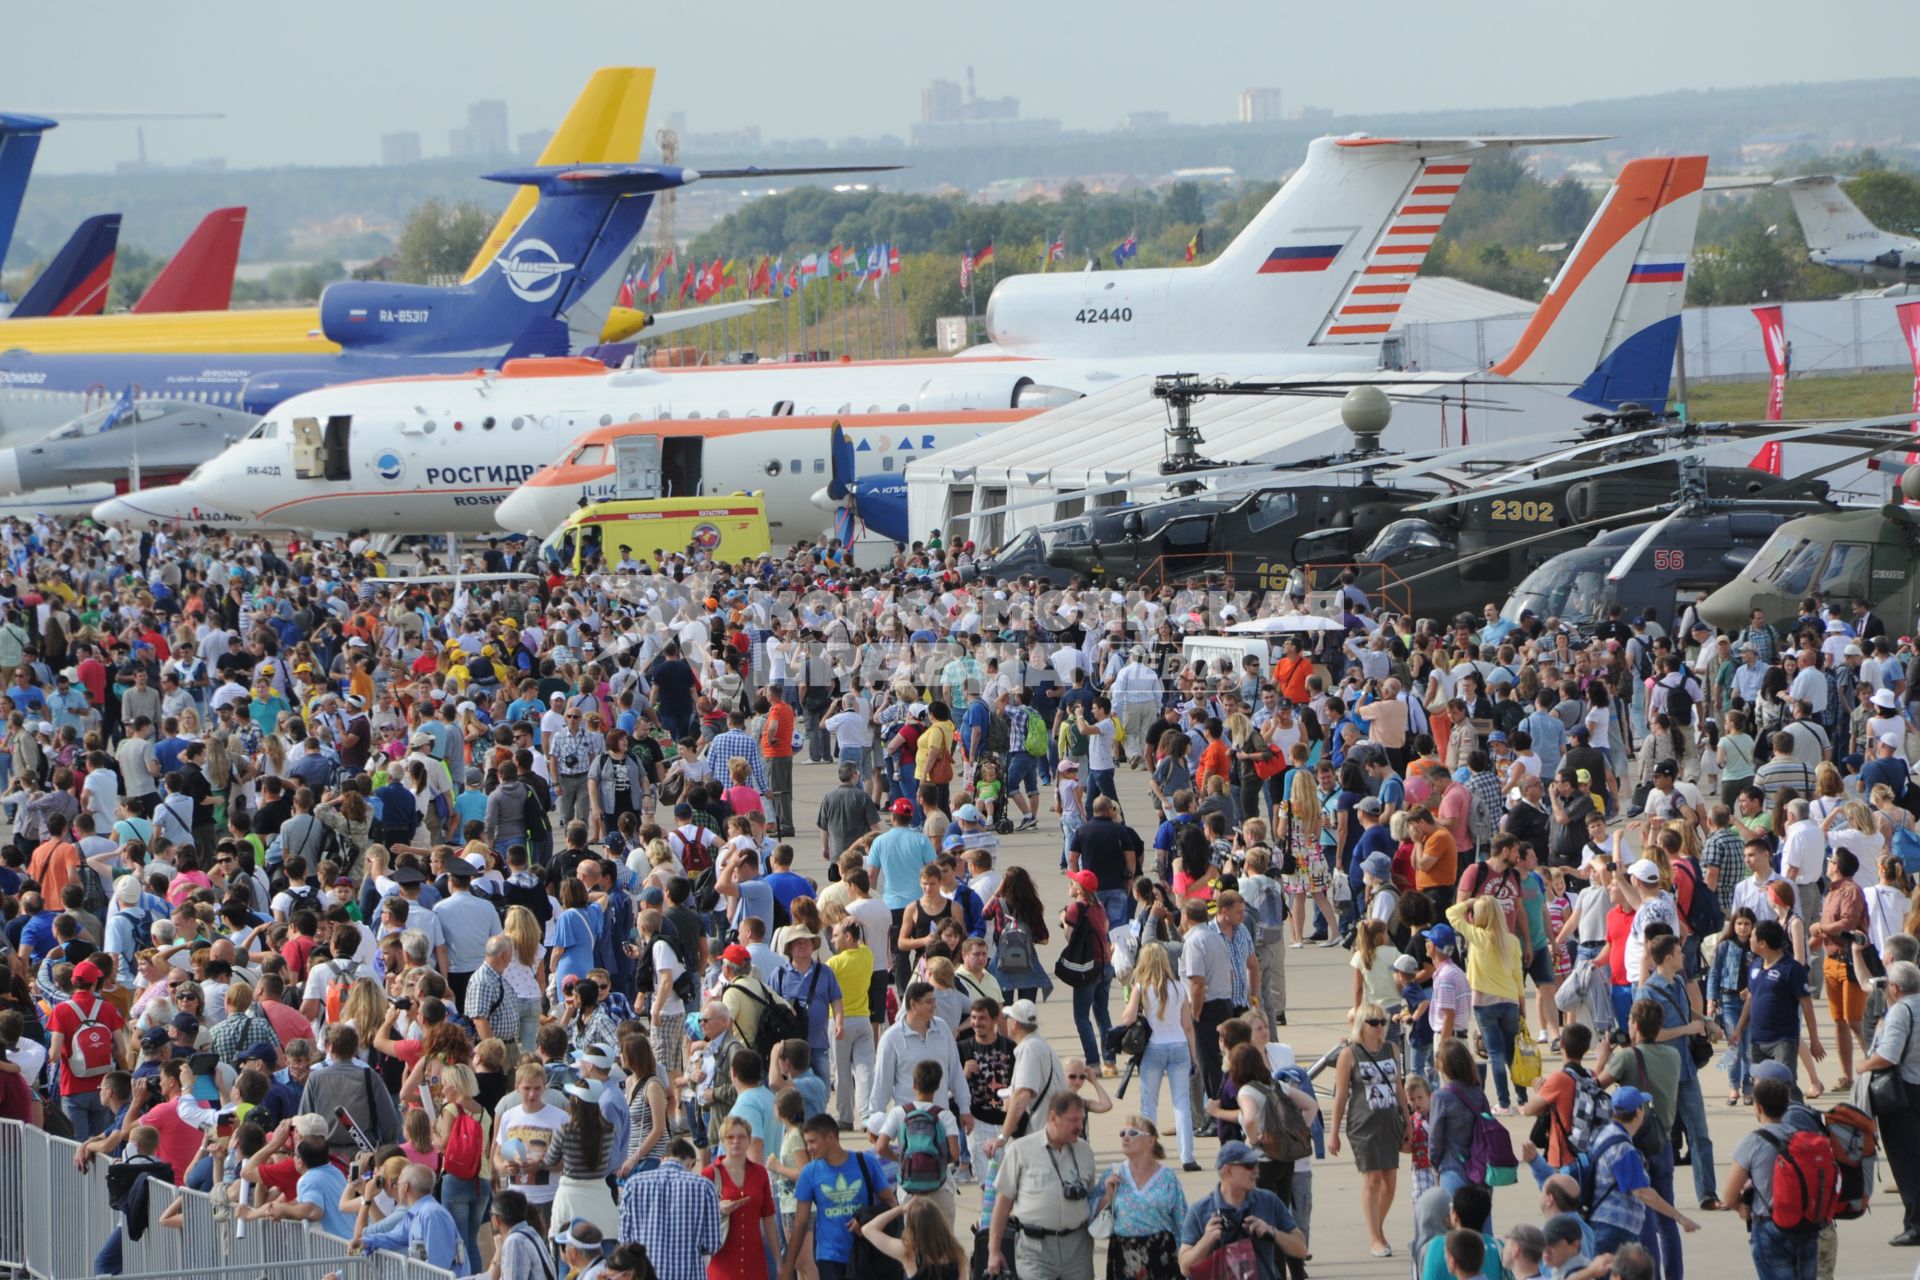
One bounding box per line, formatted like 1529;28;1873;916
1360;518;1454;566
1740;528;1875;601
1503;547;1617;625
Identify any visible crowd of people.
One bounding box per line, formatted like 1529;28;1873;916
3;516;1920;1280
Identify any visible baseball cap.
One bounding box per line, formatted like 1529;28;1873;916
1422;924;1457;950
170;1012;200;1035
721;944;753;967
1067;870;1099;894
1057;758;1079;772
1575;768;1592;785
1215;1140;1260;1169
71;959;103;985
890;798;916;817
238;1042;276;1066
139;1026;170;1049
1392;953;1420;975
1356;796;1383;815
1005;998;1041;1028
1543;1215;1585;1248
1627;858;1662;884
1611;1086;1651;1114
1751;1059;1796;1086
1653;759;1678;777
954;803;981;823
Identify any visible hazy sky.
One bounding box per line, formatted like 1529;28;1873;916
8;0;1912;173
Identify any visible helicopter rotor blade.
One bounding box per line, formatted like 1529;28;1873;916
1387;504;1674;589
1604;509;1684;582
1744;438;1917;499
1407;415;1920;514
1479;426;1681;485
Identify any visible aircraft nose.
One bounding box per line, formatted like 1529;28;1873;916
91;495;137;526
809;484;836;512
494;485;560;536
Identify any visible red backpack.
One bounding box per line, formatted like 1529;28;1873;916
1760;1127;1838;1234
442;1108;485;1180
61;994;116;1079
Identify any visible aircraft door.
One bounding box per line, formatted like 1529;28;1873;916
612;435;662;500
322;416;352;481
291;417;324;479
661;437;703;497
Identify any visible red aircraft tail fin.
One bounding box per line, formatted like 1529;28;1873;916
131;206;245;314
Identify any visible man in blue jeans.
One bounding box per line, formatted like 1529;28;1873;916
46;958;125;1141
1584;1086;1699;1259
1719;1074;1820;1280
1068;794;1141;928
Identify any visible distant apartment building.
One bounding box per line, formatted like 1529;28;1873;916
517;128;555;159
381;131;422;166
449;100;510;158
1237;88;1282;124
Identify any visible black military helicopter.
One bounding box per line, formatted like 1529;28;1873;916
966;373;1570;591
964;375;1893;620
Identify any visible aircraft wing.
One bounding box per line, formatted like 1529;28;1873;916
634;298;771;337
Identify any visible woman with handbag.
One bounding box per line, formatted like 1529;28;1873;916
1118;943;1200;1170
1327;1001;1409;1259
1093;1115;1187;1280
1860;958;1920;1241
1444;894;1529;1114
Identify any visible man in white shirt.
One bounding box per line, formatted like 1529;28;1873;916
1110;650;1162;764
1786;649;1828;718
1778;798;1827;928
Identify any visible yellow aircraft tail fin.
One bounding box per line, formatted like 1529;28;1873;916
461;67;655;283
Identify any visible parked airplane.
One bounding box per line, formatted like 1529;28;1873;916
0;113;57;307
0;161;876;486
82;138;1597;537
0;68;654;355
99;140;1712;550
1777;175;1920;285
5;214;117;317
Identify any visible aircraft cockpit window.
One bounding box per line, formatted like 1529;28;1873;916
1242;491;1298;534
573;445;606;468
1768;539;1827;596
1364;519;1452;565
1817;542;1873;600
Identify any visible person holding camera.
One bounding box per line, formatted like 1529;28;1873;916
1177;1140;1308;1280
987;1090;1097;1280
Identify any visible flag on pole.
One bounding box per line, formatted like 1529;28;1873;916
865;245;882;280
1749;304;1789;474
97;385;136;433
887;244;901;275
615;269;636;308
1185;228;1204;262
1899;300;1920;464
1113;233;1139;266
750;257;772;297
960;249;975;293
679;264;695;302
975;241;995;268
800;252;820;283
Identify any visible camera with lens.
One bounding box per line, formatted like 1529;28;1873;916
1061;1179;1089;1202
393;996;412;1012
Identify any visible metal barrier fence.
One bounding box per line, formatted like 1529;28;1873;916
0;1118;455;1280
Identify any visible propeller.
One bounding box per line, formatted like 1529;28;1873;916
816;422;908;543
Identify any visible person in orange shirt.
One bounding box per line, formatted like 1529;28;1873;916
28;812;80;902
1270;636;1314;705
760;683;797;838
1408;804;1458;913
1194;718;1232;793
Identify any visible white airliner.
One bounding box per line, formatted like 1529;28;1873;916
1777;175;1920;285
94;132;1609;536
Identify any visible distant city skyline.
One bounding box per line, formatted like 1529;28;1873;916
4;0;1913;173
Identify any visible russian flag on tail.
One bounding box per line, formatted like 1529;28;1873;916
1629;261;1686;284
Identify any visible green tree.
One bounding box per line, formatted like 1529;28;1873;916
393;199;493;284
107;244;164;310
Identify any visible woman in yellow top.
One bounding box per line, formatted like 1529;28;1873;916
1444;894;1528;1114
915;699;959;811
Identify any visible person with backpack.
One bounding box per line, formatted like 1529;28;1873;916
102;874;156;986
1718;1075;1830;1278
1582;1085;1699;1260
773;927;844;1096
1521;1023;1612;1173
875;1057;963;1221
47;957;124;1140
1228;1042;1316;1280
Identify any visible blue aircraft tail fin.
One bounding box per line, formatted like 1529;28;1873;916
0;114;57;287
10;213;121;318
